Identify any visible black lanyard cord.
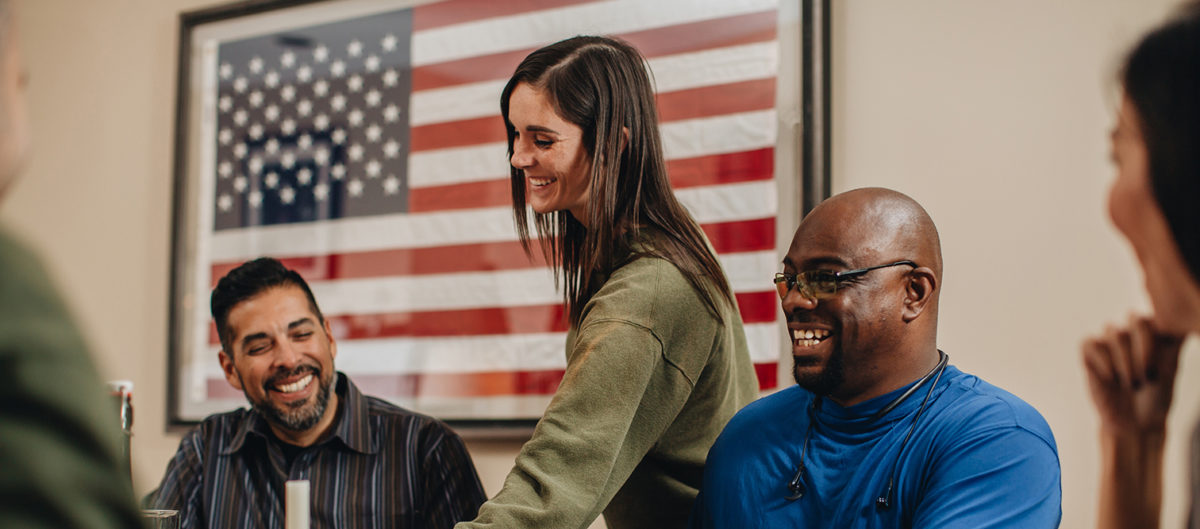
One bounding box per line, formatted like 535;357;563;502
784;350;950;510
876;350;948;510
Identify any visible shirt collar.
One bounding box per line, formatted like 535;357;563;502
326;373;376;454
814;365;959;437
221;372;377;455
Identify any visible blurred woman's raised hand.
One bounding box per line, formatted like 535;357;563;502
1083;315;1184;436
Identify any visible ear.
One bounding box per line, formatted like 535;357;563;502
218;350;244;391
324;318;338;360
620;126;630;152
901;267;938;323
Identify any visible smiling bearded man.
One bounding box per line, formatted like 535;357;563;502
690;188;1063;529
147;258;486;529
215;280;338;444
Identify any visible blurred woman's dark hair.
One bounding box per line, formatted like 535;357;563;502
1122;1;1200;280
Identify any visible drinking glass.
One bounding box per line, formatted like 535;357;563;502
141;509;180;529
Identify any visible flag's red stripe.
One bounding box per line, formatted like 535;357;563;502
411;0;601;32
211;216;774;285
357;369;567;398
408;148;774;213
408;177;513;214
207;303;564;346
412;115;505;152
332;303;571;338
205;361;777;399
704;217;776;255
411;10;777;92
204;369;566;399
755;362;779;391
412;48;529;93
619;9;777;60
411;79;775;152
655;78;776;123
208;290;777;345
210;239;551;290
671;147;774;190
735;291;779;327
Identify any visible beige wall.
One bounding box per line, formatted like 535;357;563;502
4;1;1195;527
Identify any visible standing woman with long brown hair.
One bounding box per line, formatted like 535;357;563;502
455;36;758;529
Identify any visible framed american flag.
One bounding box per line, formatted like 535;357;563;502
167;0;826;428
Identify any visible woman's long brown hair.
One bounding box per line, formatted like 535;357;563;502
500;36;735;327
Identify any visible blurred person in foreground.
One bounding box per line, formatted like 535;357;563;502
692;188;1061;528
1083;2;1200;528
0;0;144;527
456;35;758;529
147;257;485;528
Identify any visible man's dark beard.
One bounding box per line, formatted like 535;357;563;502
245;365;334;432
793;344;845;396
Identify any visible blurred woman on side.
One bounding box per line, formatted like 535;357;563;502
1083;2;1200;527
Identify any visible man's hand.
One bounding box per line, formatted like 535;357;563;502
1082;315;1184;435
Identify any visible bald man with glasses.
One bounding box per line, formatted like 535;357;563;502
690;188;1061;528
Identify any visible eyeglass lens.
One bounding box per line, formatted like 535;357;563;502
773;272;843;300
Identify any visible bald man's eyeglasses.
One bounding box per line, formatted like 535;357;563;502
773;260;917;300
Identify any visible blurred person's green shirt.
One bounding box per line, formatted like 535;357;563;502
0;228;143;529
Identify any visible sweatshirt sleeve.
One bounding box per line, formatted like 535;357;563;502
456;318;693;529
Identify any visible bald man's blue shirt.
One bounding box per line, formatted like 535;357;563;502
690;364;1061;528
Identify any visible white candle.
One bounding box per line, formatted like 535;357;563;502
285;480;309;529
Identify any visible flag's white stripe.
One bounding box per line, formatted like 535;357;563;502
662;110;778;170
302;250;777;315
411;0;779;67
651;41;779;94
338;332;567;375
210;206;514;261
408;142;507;189
316;267;560;314
401;395;553;420
410;79;507;128
678;180;778;229
209;180;777;260
179;394;557;421
409;110;777;188
410;42;778;127
747;322;781;363
202;322;779;378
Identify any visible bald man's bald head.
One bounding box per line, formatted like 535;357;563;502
797;187;942;281
780;188;944;405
